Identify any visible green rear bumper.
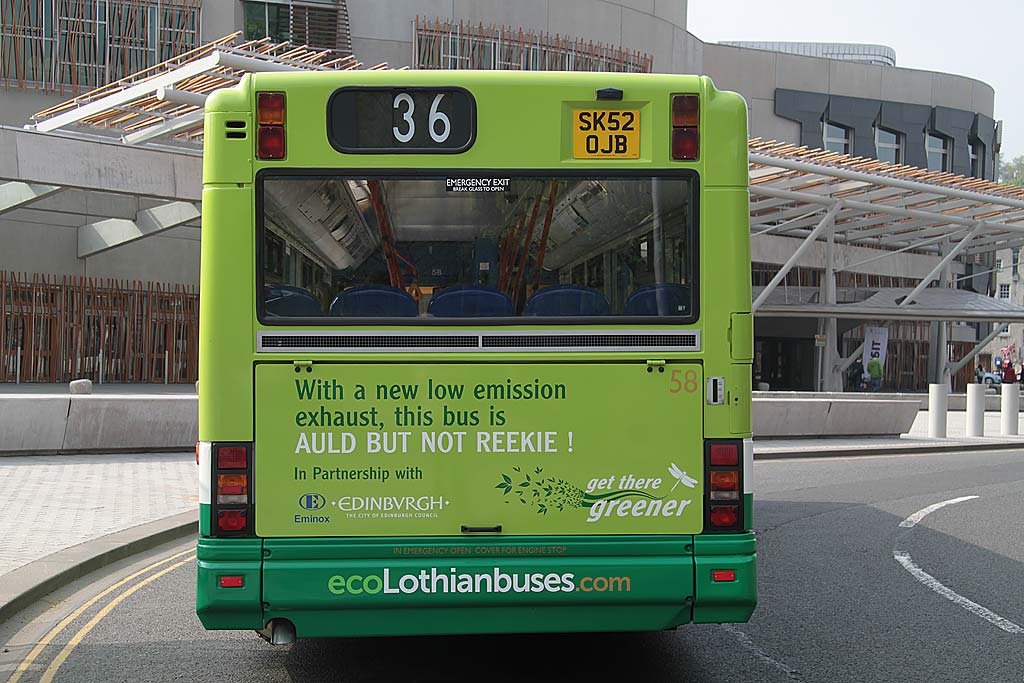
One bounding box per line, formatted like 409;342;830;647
196;534;755;636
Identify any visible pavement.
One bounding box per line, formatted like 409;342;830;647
1;406;1023;627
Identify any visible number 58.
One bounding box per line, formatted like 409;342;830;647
669;369;699;394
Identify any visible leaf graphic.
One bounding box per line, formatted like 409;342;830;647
513;466;521;472
495;483;506;489
502;474;511;485
535;467;542;474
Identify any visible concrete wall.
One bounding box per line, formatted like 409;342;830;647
753;396;921;438
0;394;198;454
751;233;953;278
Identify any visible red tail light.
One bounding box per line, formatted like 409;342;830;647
217;446;247;470
710;443;738;466
712;570;736;582
257;92;286;160
709;505;739;528
217;509;247;532
257;125;285;160
672;127;699;160
705;439;743;531
211;443;253;536
219;575;245;588
671;94;699;160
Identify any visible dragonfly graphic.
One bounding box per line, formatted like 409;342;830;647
668;463;699;491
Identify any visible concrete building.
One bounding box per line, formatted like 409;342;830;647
0;0;1006;389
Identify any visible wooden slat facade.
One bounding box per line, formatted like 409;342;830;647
0;272;197;384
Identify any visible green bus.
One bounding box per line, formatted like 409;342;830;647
196;69;754;642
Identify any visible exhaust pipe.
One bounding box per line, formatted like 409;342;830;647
257;619;296;645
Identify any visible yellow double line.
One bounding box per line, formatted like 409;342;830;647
7;548;196;683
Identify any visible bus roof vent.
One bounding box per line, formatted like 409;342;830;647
481;332;699;352
259;333;478;351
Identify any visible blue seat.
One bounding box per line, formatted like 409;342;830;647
525;285;610;316
265;285;322;317
428;286;514;317
330;285;418;317
623;284;691;316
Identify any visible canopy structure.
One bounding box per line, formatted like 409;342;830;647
749;139;1024;388
27;32;388;146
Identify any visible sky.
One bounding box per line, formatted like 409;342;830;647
687;0;1024;165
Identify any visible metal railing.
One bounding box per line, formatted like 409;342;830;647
0;272;198;384
1;0;202;93
414;16;652;73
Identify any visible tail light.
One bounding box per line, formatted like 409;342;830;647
705;439;742;531
212;442;253;536
219;575;245;588
712;569;736;582
257;92;286;160
671;94;698;160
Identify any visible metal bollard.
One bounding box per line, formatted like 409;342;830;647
1001;382;1019;436
966;383;985;437
928;383;948;438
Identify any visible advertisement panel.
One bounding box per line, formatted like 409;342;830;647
254;362;704;536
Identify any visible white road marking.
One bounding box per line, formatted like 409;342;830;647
898;495;979;528
894;495;1024;635
720;624;800;679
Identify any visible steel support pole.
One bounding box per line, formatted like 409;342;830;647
753;201;841;313
900;225;983;308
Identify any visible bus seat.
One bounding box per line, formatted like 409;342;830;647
329;285;418;317
428;286;513;317
525;285;610;316
623;283;691;316
264;285;322;317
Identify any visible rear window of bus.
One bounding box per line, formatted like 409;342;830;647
257;172;697;324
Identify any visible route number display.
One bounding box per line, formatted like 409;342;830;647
328;87;476;154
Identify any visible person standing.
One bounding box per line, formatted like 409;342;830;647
847;358;865;392
1002;362;1017;384
867;356;883;392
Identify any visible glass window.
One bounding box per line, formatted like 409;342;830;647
969;140;984;177
243;1;291;42
926;132;950;172
822;121;850;155
999;284;1011;299
875;126;902;165
259;174;697;322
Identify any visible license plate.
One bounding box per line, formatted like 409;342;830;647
572;109;640;159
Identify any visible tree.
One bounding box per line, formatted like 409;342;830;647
1000;156;1024;186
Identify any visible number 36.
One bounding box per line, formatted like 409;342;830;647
392;92;451;143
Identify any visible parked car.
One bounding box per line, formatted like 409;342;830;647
983;371;1002;386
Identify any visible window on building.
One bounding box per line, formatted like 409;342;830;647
874;126;902;165
999;284;1011;299
969;140;984;178
244;1;291;42
823;121;851;155
926;132;951;172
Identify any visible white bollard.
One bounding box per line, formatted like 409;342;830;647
1001;382;1019;436
928;383;948;438
966;383;985;437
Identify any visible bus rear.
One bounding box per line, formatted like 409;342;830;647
197;70;754;639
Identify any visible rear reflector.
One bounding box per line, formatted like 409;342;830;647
219;575;245;588
709;443;739;466
217;509;247;532
709;505;739;528
217;446;247;470
712;570;736;582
